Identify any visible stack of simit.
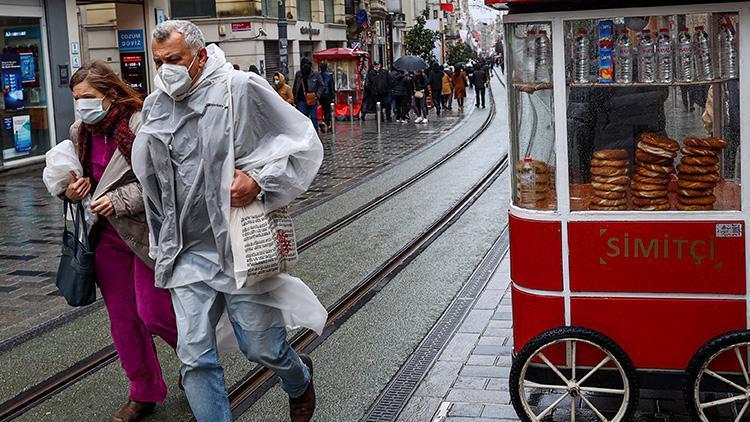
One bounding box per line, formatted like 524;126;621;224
632;133;679;211
589;149;629;211
676;137;727;210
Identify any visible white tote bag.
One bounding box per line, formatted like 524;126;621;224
226;75;299;289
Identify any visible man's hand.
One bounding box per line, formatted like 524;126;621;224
91;196;114;217
231;169;260;208
65;171;91;202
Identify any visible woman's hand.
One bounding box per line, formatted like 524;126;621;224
90;195;114;217
64;171;92;202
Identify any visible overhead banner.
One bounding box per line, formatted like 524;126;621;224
1;54;24;111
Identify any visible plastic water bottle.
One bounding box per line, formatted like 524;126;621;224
694;26;714;80
656;28;673;83
638;29;656;83
615;29;633;83
719;22;737;78
573;29;590;83
519;157;537;207
524;30;537;82
535;30;551;83
676;27;694;82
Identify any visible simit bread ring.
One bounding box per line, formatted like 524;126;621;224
635;166;665;178
591;158;629;167
677;180;716;190
676;164;720;174
633;196;669;206
679;195;717;205
635;149;673;165
589;204;628;211
676;202;713;211
684;137;728;149
633;174;670;185
639;162;674;173
681;155;720;166
632;189;668;198
678;188;714;197
638;142;677;159
681;146;721;157
592;175;630;185
591;197;628;206
591;182;628;192
634;203;671;211
679;172;720;183
590;166;628;177
632;182;668;191
515;160;549;174
593;149;628;160
593;191;627;200
641;133;680;151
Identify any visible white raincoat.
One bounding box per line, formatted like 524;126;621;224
132;45;327;335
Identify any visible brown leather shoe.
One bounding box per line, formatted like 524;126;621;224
289;355;315;422
112;400;156;422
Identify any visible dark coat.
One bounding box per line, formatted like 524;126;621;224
366;68;392;96
428;66;443;91
293;70;325;102
413;73;428;92
472;67;489;87
392;73;412;96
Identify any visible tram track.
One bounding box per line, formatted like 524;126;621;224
0;87;500;422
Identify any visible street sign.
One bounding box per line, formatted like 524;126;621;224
117;29;145;53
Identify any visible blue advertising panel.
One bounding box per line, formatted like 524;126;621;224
12;115;31;153
1;54;24;111
118;30;145;53
19;52;35;84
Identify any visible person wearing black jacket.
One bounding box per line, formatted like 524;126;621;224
428;63;444;116
392;70;412;123
293;57;325;130
412;69;429;123
319;62;335;131
472;64;489;109
364;61;392;121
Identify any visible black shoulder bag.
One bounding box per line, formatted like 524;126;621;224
56;201;96;306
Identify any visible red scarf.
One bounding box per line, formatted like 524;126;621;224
77;103;136;177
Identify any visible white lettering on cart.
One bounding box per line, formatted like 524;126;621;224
600;229;721;268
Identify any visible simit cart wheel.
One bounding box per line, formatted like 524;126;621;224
509;326;638;421
684;330;750;421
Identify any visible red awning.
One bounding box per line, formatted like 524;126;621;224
313;47;369;61
440;2;454;12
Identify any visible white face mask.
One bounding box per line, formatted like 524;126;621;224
76;98;110;125
156;54;199;100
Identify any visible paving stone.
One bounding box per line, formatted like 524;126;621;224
449;403;484;417
473;289;502;310
458;309;494;334
485;378;510;391
453;376;488;390
477;336;505;347
440;332;480;362
413;360;464;398
460;365;510;378
396;396;443;422
491;311;513;321
466;355;496;366
473;344;512;356
481;404;518;419
446;389;511;405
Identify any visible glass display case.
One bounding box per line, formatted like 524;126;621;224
506;7;743;213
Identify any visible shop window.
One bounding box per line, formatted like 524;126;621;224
170;0;217;18
296;0;312;22
325;0;335;23
262;0;279;18
507;22;557;211
217;0;262;17
564;13;740;212
0;16;50;162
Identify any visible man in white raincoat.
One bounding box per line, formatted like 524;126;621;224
131;20;326;422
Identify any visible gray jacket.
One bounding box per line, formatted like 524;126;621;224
70;113;154;268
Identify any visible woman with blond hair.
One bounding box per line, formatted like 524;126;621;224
65;61;178;422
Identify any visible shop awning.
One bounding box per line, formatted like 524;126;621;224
313;47;369;61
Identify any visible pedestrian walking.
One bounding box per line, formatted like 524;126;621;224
272;71;295;105
392;70;412;123
466;64;474;88
428;63;443;116
441;68;453;111
293;57;325;131
248;64;261;75
412;69;429;123
132;21;326;422
365;61;392;121
452;67;468;112
319;62;335;132
472;64;489;109
65;61;179;422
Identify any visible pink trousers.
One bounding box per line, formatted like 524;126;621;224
95;223;178;403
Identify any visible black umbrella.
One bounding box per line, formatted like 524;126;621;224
393;55;429;72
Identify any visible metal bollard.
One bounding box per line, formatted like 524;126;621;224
330;102;336;138
348;96;354;122
376;101;382;134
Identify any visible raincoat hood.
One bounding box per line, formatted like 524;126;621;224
273;72;287;91
153;44;232;101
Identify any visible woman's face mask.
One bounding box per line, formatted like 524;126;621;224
156;54;199;99
76;98;110;125
274;78;280;85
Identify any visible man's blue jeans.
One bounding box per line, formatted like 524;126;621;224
171;282;311;422
297;100;318;129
